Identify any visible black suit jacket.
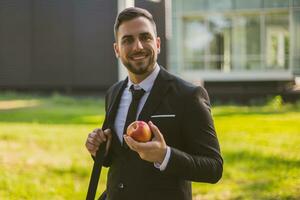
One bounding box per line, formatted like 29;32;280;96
100;67;223;200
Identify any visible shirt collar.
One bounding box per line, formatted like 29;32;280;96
127;63;160;92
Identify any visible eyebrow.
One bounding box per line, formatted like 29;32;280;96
121;32;152;40
140;32;151;36
121;35;133;41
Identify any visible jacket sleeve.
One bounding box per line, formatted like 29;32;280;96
164;86;223;183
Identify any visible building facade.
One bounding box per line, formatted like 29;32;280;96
0;0;119;91
0;0;166;92
1;0;299;100
168;0;300;84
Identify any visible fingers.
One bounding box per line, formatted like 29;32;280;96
124;134;155;152
124;121;165;151
123;135;139;151
124;131;167;163
148;121;165;142
85;128;112;156
85;139;98;156
96;129;107;142
85;135;98;156
104;129;112;156
104;129;112;139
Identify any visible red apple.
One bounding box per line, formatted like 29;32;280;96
126;121;152;142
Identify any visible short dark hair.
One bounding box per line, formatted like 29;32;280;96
114;7;157;41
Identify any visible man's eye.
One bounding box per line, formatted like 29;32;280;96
141;35;152;41
122;38;133;44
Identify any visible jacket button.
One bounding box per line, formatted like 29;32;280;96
118;183;124;189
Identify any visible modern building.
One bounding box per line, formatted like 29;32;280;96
0;0;118;91
0;0;166;93
168;0;300;100
0;0;299;101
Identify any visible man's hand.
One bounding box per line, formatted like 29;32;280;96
85;128;112;157
124;121;167;163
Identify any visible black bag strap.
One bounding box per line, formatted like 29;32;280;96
86;142;106;200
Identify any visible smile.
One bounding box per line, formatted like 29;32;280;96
131;54;148;61
132;56;146;60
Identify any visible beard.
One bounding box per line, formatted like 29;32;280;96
122;50;157;75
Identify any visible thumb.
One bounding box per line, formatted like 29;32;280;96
104;128;112;138
103;129;112;155
149;121;164;142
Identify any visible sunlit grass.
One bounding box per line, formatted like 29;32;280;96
193;100;300;200
0;100;41;110
0;123;108;200
0;92;299;199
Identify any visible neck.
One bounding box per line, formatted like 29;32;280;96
128;73;148;84
128;65;156;84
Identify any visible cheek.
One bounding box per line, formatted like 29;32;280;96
119;48;129;57
152;46;159;55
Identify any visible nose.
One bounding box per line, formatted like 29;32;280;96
133;39;143;51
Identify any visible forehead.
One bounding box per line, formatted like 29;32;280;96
117;17;156;38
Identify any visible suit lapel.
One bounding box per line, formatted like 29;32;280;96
139;67;173;121
106;79;128;128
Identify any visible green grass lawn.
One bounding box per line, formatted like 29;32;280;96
0;92;300;200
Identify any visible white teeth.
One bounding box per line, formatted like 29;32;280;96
132;55;146;60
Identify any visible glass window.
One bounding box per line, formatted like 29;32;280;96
231;15;261;71
265;13;289;70
183;19;208;70
264;0;289;8
182;0;207;12
181;10;291;73
234;0;262;9
207;15;232;70
293;10;300;73
208;0;233;11
183;14;262;71
294;0;300;7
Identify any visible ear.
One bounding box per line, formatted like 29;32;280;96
156;37;161;54
113;43;120;58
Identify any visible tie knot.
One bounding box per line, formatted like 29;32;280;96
130;86;145;101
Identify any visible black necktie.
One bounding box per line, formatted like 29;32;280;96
123;85;145;135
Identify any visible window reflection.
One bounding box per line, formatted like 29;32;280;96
208;15;231;71
183;19;210;70
183;12;289;71
265;13;289;69
232;15;261;70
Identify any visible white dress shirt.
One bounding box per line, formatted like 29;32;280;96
113;64;171;171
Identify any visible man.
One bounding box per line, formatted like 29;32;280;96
85;7;223;200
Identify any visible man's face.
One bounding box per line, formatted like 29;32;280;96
114;17;161;76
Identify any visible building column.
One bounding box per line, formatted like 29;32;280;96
117;0;134;81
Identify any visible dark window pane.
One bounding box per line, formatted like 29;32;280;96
207;16;232;70
294;0;300;7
